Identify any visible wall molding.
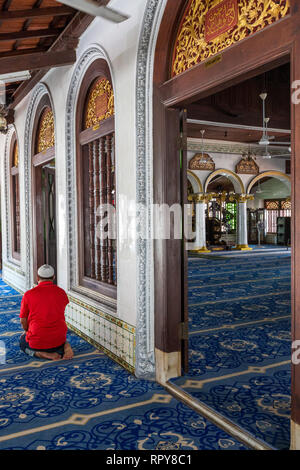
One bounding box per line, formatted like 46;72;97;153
24;82;55;289
4;125;16;264
187;138;289;157
135;0;167;379
65;44;113;295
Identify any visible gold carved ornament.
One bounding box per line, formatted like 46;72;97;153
282;199;291;210
189;153;215;171
13;140;19;168
236;155;259;175
172;0;290;77
85;78;114;130
265;200;280;210
37;107;55;154
192;192;254;203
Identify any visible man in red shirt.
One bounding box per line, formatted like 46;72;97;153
19;264;73;361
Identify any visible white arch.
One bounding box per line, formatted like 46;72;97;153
24;83;56;289
135;0;167;379
4;125;17;263
187;170;203;193
204;169;245;194
65;44;114;292
247;170;291;194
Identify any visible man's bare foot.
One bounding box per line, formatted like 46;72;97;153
35;351;61;361
62;342;74;360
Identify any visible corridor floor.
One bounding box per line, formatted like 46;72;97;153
171;248;291;450
0;277;249;450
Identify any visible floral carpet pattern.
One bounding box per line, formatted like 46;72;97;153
172;250;291;450
0;278;248;450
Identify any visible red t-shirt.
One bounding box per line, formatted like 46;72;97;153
19;281;69;349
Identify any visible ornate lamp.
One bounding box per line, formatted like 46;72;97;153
0;113;7;134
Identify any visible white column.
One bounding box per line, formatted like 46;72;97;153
236;198;252;251
192;195;210;253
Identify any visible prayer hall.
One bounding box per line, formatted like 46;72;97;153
0;0;298;451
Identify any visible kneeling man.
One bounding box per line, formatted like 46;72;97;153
19;265;73;361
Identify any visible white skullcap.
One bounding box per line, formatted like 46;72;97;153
38;264;54;279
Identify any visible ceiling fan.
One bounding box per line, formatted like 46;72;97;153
258;141;291;159
57;0;129;23
258;93;275;146
258;92;291;145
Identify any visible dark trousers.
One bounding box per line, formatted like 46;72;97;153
19;333;65;357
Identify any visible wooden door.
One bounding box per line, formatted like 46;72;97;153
180;109;189;373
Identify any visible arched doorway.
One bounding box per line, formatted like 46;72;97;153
205;170;244;248
32;96;56;283
9;133;21;262
247;171;291;246
187;170;203;244
152;0;296;450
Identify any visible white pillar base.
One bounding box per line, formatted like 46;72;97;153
290;419;300;449
234;244;252;251
191;246;211;253
155;348;181;384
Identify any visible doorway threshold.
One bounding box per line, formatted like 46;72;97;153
163;381;275;451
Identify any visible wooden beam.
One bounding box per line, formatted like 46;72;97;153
11;12;93;108
0;28;63;42
2;0;13;11
32;147;55;167
0;49;76;75
0;47;47;59
79;116;115;145
0;6;74;20
13;0;45;52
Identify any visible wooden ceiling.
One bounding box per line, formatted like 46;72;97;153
0;1;115;116
0;0;76;103
187;63;291;146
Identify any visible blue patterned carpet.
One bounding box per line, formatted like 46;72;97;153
172;251;291;450
0;278;248;450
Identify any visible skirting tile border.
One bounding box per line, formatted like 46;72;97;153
66;322;135;375
1;277;24;295
66;296;136;373
3;262;25;278
68;295;135;333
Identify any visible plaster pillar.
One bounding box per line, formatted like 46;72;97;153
191;194;210;253
235;196;252;251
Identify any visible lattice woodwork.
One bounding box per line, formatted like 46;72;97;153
84;134;116;287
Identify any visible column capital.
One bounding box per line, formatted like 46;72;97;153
235;194;254;203
192;192;215;204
